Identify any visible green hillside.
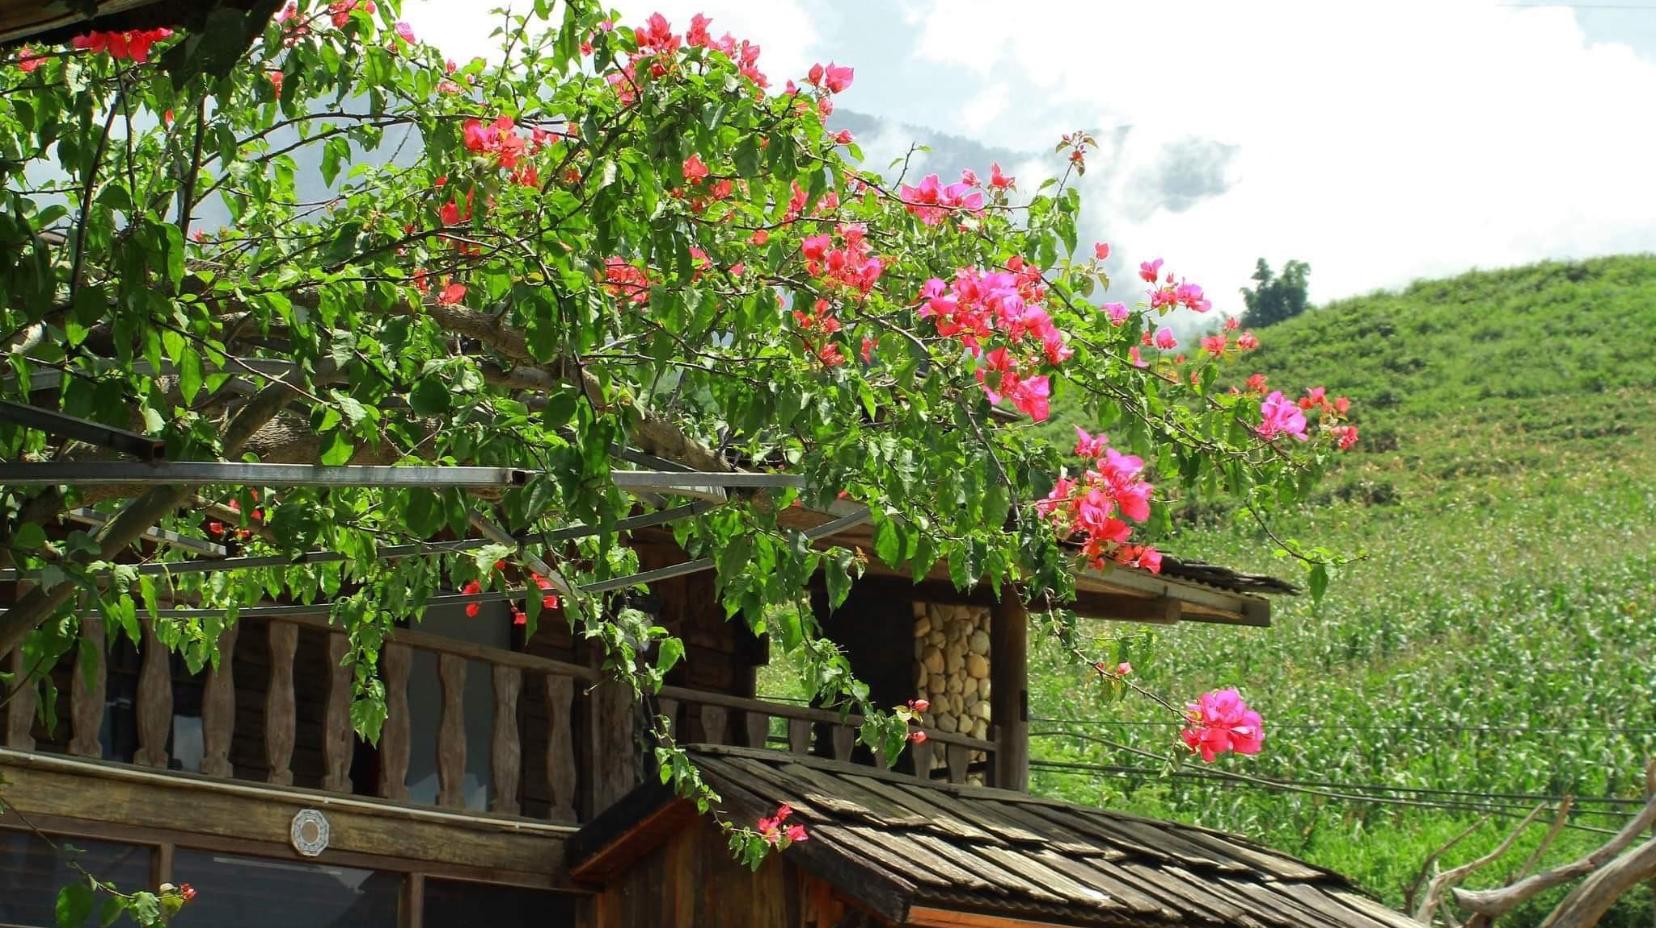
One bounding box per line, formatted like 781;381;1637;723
1028;256;1656;925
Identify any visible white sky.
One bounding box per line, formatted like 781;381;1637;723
404;0;1656;310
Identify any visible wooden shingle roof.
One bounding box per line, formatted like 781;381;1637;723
571;745;1415;928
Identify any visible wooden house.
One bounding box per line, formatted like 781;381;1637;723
0;7;1416;926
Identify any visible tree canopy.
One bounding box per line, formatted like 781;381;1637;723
0;0;1356;813
1241;258;1312;328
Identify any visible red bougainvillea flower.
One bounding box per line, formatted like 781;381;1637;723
1181;688;1264;762
1237;330;1259;351
908;730;928;744
1200;333;1227;358
1332;424;1360;451
437;281;467;306
1244;372;1268;393
512;609;528;626
16;46;46;72
1116;661;1133;676
988;161;1014;190
461;579;482;618
1257;391;1308;441
907;697;930;713
329;0;375;29
179;884;197;903
682;152;709;185
757;803;805;846
897;173;984;226
70;28;173;63
1094;242;1111;260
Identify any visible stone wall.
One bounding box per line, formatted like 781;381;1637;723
911;602;991;743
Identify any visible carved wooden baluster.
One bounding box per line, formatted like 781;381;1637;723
490;664;522;815
265;621;299;786
657;696;679;739
4;645;38;751
436;654;467;807
68;618;107;758
946;743;970;785
830;724;854;762
134;619;173;768
909;737;934;782
544;674;577;822
321;632;353;792
378;641;412;801
787;718;811;756
199;623;238;776
699;705;728;746
744;710;770;749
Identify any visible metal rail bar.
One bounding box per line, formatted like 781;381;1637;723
0;502;718;582
0;462;533;488
610;470;807;490
0;400;165;460
66;508;226;558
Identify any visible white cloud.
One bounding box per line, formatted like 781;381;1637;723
957;82;1009;133
901;0;1656;305
401;1;821;87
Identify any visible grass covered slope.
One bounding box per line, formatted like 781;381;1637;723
1027;255;1656;925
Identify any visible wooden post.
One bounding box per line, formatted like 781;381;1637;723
787;718;811;755
585;670;638;814
699;704;728;746
745;709;770;749
490;663;522;815
435;653;466;808
378;641;412;801
265;620;298;786
4;644;37;750
989;592;1029;791
199;623;238;776
68;617;107;758
321;631;353;792
134;619;173;768
545;673;577;822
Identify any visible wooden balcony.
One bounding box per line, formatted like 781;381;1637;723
0;608;1000;841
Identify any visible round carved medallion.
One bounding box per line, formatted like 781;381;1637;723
289;808;330;857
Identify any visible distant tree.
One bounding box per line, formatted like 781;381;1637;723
1241;258;1311;327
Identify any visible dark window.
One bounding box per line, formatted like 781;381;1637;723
0;830;151;927
171;849;399;928
423;878;578;926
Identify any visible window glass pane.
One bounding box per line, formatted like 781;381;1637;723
423;879;577;926
171;849;399;928
0;830;151;927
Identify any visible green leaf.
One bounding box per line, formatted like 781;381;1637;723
56;882;93;928
12;521;47;550
1308;562;1329;603
409;377;451;416
656;637;684;675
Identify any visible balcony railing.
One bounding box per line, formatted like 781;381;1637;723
1;611;998;824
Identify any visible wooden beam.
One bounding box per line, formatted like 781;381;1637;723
0;748;575;885
989;594;1028;792
905;905;1077;927
1068;592;1181;625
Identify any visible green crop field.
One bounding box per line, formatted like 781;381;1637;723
1029;255;1656;925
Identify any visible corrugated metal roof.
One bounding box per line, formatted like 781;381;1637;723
573;745;1414;928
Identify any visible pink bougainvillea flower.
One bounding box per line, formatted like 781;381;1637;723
1245;373;1268;393
1333;424;1360;451
1073;426;1109;459
1298;385;1328;411
988;161;1014;190
1181;688;1265;762
1115;661;1133;676
1138;258;1164;283
909;730;928;744
394;21;416;43
17;46;46;72
822;62;853;93
784;823;808;843
1101;301;1130;326
1200;333;1227;358
1257;390;1309;442
1237;330;1259;351
908;697;930;713
1093;242;1110;260
1128;345;1147;368
437;281;467;306
1153;327;1178;350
